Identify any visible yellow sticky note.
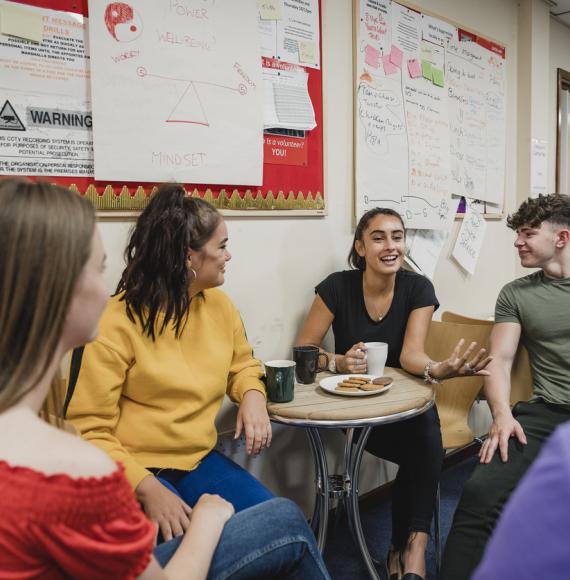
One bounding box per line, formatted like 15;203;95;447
0;4;43;43
299;41;317;65
257;0;283;20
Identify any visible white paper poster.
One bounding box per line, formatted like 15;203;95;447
0;2;93;176
88;0;264;185
276;0;320;69
531;138;548;196
452;200;487;275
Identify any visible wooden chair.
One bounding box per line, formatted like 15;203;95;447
424;319;494;571
441;311;533;405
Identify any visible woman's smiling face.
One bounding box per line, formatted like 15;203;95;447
355;213;406;274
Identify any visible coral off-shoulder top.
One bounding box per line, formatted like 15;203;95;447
0;461;155;579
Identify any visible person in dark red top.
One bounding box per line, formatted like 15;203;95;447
0;179;330;580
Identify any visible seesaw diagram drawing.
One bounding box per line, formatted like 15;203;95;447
136;67;248;127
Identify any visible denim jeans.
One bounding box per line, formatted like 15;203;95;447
154;497;331;580
151;450;274;514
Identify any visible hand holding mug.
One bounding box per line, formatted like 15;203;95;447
338;342;368;374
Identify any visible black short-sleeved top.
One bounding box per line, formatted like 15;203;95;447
316;269;439;368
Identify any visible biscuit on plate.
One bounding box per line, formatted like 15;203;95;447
372;376;392;386
359;382;389;391
348;377;370;383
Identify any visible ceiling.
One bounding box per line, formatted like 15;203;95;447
549;0;570;28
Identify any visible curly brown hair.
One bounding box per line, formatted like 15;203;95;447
506;193;570;230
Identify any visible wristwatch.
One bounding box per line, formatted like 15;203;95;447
328;354;336;373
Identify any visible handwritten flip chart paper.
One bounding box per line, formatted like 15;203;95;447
407;58;422;78
382;54;398;75
276;0;319;69
355;0;506;228
0;3;43;42
257;0;283;20
88;0;263;185
389;44;403;68
365;44;380;68
531;138;548;196
452;200;487;275
0;2;92;177
446;39;505;204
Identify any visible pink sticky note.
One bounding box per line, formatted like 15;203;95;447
364;44;379;69
382;54;398;75
389;45;403;68
407;58;422;78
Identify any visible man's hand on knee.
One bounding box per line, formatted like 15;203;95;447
479;411;527;464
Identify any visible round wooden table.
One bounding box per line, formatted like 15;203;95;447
267;368;435;580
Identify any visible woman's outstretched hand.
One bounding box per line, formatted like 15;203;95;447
337;342;368;374
431;339;492;380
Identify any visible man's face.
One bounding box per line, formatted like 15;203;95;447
514;221;560;269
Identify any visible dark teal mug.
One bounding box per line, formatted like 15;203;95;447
265;360;296;403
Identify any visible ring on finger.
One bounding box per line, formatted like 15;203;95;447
464;362;476;375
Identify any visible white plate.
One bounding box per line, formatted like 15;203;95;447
319;374;393;397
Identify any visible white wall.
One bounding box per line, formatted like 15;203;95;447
95;0;569;513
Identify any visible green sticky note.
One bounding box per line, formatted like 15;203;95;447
421;60;432;80
432;68;444;87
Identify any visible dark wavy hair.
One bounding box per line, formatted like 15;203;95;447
116;184;221;340
507;193;570;231
348;207;406;270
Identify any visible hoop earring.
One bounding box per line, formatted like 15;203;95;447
190;268;197;280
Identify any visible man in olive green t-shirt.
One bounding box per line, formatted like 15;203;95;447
441;193;570;580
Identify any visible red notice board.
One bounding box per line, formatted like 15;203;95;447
1;0;324;216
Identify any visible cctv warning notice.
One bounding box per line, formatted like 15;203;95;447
0;2;94;177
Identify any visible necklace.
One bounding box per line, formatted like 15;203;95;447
363;289;394;321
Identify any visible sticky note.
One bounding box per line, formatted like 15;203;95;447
257;0;283;20
299;41;317;65
364;44;380;68
432;68;444;87
389;45;403;68
382;54;399;76
0;4;43;42
421;60;432;80
407;58;422;78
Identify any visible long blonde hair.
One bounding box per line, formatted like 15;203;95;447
0;180;95;421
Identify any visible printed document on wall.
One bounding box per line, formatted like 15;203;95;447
88;0;264;185
0;2;93;176
277;0;320;69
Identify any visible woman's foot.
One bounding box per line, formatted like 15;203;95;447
386;545;403;580
401;531;428;579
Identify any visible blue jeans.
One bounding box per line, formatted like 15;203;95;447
154;498;331;580
151;450;273;513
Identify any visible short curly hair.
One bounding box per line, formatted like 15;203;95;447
506;193;570;230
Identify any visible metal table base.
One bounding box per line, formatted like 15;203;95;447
307;426;381;580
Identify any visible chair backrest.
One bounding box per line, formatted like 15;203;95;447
425;320;493;450
441;311;533;406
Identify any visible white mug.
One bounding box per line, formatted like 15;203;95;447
364;342;388;376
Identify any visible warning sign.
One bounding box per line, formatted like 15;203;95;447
0;101;25;132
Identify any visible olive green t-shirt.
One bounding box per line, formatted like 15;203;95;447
495;271;570;407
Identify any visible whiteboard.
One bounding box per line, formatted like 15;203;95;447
354;0;506;229
88;0;263;185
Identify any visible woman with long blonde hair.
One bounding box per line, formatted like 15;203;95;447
0;179;330;580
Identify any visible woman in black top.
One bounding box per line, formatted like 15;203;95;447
296;208;491;580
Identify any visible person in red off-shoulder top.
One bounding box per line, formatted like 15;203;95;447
0;180;330;580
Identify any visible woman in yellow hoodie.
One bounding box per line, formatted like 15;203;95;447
66;184;273;544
